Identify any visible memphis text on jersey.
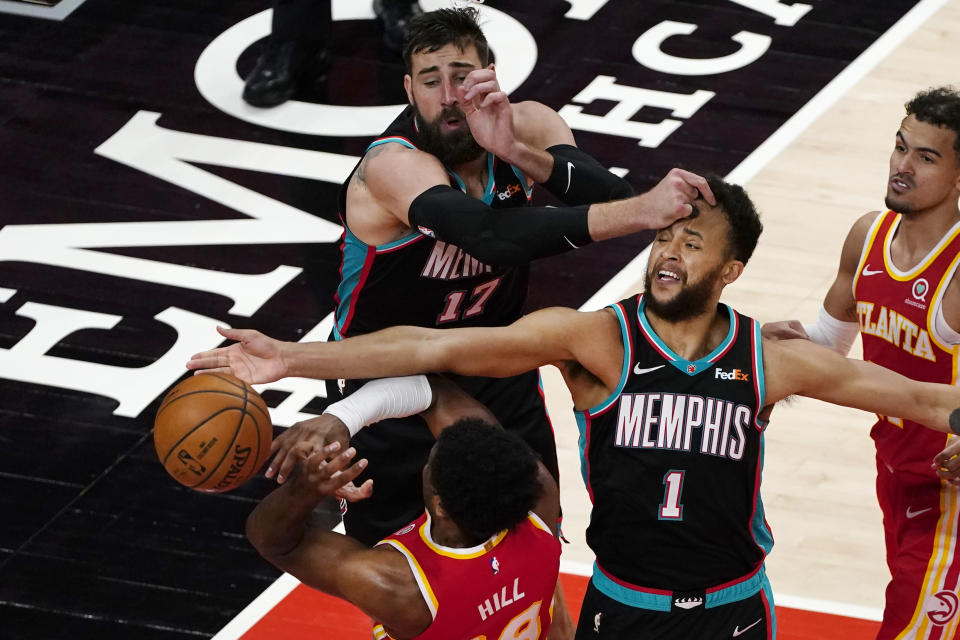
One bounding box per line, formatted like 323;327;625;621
613;391;751;461
421;240;495;281
857;301;936;362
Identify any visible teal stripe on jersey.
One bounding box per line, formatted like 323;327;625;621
750;439;774;555
333;228;370;339
447;153;497;203
575;411;589;490
592;563;769;611
762;576;777;638
377;230;421;252
592;564;672;611
753;320;766;411
510;164;533;198
705;566;768;608
366;136;415;152
582;303;632;415
334;228;423;338
482;153;495;204
637;297;738;376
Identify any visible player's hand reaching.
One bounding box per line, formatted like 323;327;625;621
762;320;810;341
460;65;517;160
267;415;352;484
186;326;288;384
933;437;960;485
640;168;717;229
297;442;371;500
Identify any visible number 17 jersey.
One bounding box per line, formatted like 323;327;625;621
576;294;773;597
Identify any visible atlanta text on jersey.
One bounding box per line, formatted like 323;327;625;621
857;301;936;362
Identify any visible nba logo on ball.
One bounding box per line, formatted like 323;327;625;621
153;373;273;493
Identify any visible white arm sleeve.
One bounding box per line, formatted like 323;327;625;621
802;304;860;355
323;375;433;437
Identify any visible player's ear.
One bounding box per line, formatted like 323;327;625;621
404;75;413;105
430;494;446;519
721;260;745;285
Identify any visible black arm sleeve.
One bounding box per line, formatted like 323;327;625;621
408;185;592;266
541;144;634;206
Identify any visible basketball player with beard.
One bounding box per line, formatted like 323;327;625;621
294;8;712;636
190;175;960;638
764;86;960;639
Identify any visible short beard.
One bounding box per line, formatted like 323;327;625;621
643;265;722;322
413;102;484;168
884;195;915;215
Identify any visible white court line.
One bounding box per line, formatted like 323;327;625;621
580;0;949;313
214;0;949;635
210;522;346;640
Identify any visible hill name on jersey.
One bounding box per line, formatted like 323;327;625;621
477;577;525;621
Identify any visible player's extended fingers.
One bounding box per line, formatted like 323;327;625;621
312;445;355;478
668;169;715;205
463;79;500;103
334;458;368;486
337;478;374;502
274;442;320;483
185;345;232;370
462;67;496;91
478;91;509;111
933;445;960;467
216;325;256;342
936;454;960;475
675;169;716;205
189;366;235;376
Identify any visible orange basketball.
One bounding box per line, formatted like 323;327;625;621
154;373;272;493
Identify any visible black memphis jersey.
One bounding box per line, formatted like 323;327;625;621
333;105;531;340
578;294;773;591
333;106;548;429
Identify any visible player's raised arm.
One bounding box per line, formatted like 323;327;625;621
246;444;431;639
762;337;960;433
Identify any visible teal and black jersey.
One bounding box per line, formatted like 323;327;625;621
333;105;532;339
578;294;773;609
330;106;559;546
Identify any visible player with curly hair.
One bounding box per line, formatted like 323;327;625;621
246;377;561;640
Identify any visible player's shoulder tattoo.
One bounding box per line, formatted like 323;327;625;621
357;143;394;184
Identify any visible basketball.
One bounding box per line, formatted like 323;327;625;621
154;373;272;493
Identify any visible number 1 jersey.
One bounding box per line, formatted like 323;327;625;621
577;294;772;594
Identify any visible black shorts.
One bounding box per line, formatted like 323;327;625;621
575;579;775;640
331;370;560;547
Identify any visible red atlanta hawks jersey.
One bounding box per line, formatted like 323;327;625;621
853;210;960;475
373;510;560;640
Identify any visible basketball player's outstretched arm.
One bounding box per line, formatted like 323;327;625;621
761;337;960;434
246;443;432;639
188;306;624;399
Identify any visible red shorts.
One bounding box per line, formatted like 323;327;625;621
876;457;960;639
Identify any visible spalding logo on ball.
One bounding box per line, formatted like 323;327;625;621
154;373;272;492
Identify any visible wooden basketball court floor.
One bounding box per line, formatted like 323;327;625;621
1;0;959;638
